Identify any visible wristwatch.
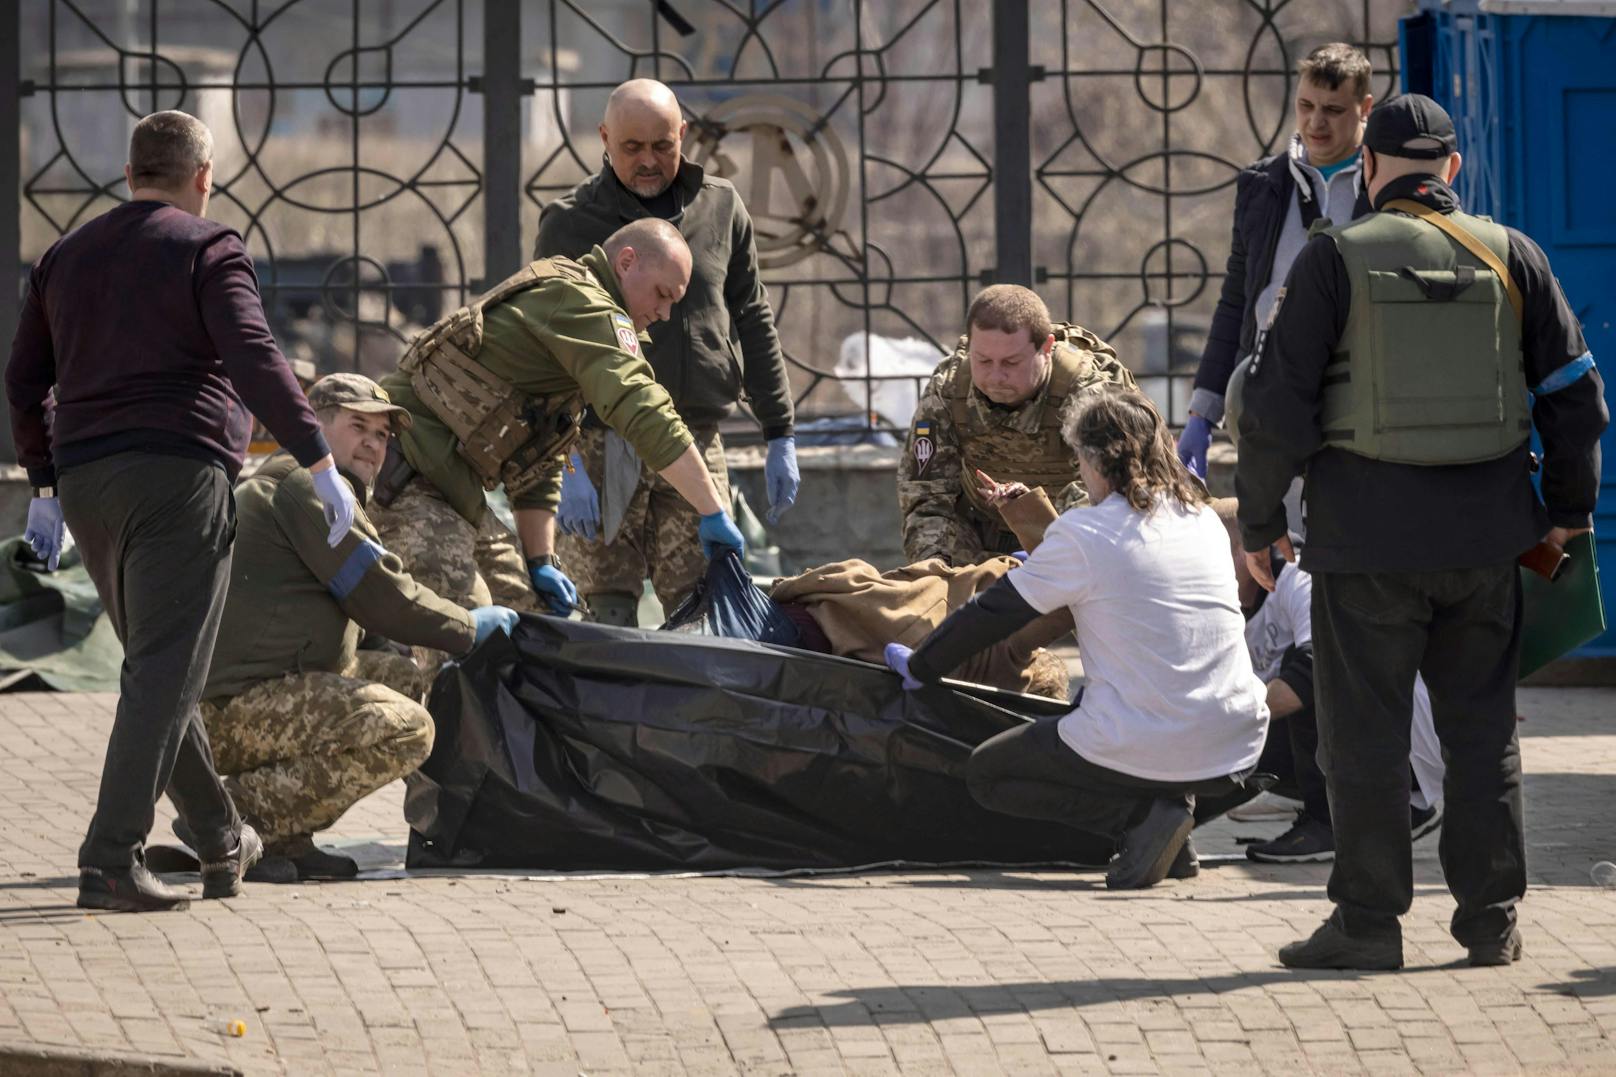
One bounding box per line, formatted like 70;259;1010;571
526;553;563;571
32;486;55;499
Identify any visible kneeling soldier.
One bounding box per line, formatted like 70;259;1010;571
898;285;1136;566
200;374;520;882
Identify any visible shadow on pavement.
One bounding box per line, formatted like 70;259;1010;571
768;970;1415;1026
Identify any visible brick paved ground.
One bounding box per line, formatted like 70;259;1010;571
1;688;1614;1076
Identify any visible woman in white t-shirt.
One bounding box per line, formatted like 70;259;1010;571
885;386;1270;889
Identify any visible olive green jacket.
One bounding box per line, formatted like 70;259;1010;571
381;247;694;523
536;159;794;438
205;453;475;700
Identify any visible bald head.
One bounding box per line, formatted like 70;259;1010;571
604;79;682;129
603;219;692;332
600;79;686;199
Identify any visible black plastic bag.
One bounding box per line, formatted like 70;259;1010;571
405;615;1114;871
660;548;800;646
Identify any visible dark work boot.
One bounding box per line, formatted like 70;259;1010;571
1279;914;1402;970
78;862;192;913
1107;796;1194;890
275;834;359;880
586;591;639;628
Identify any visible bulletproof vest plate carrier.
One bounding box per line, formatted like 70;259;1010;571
950;325;1134;518
398;258;587;496
1320;207;1528;465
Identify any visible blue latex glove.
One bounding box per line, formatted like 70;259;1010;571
469;605;520;648
557;453;600;541
697;510;746;560
1010;550;1029;563
764;436;800;523
310;465;358;547
528;562;580;616
884;642;925;691
1176;414;1212;479
23;497;65;572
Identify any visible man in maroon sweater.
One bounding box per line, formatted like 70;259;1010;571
4;111;358;912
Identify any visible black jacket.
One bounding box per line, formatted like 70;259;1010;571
1193;150;1371;406
536;160;793;439
1235;175;1608;574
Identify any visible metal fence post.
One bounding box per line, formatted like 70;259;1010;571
1;2;20;461
992;0;1033;287
482;1;523;285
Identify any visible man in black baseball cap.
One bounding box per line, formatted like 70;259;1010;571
1362;92;1459;159
1235;92;1607;970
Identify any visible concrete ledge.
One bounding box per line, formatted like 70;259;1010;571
1522;656;1616;687
728;443;905;573
0;1042;240;1077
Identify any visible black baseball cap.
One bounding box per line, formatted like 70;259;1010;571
1363;93;1458;160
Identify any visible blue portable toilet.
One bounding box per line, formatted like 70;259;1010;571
1402;0;1616;657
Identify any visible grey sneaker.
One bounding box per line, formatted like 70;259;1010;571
1279;916;1402;970
1167;835;1199;880
200;823;262;899
1468;927;1523;967
1107;796;1194;890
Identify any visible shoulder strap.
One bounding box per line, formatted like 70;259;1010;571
948;353;972;428
1383;199;1523;322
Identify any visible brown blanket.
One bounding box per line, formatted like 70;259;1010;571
770;556;1073;698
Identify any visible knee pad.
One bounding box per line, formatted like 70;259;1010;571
586;591;640;628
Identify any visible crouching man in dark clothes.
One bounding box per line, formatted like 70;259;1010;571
885;386;1271;889
4;111;358;912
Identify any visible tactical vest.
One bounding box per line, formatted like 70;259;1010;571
1317;205;1528;465
951;325;1133;519
397;258;588;497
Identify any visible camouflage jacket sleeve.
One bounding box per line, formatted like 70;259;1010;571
509;285;695;512
274;471;477;654
897;357;970;563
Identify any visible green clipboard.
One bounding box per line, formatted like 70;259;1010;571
1519;531;1607;680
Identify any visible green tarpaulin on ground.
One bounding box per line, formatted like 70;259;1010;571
0;538;121;691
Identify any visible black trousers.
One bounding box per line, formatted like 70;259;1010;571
1312;564;1524;947
967;714;1248;843
60;452;241;870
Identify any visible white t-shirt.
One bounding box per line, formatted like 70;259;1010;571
1245;562;1445;809
1009;494;1270;782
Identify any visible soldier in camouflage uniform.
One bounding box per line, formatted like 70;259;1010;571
201;374;521;882
370;218;744;653
537;79;797;626
898;285;1135;565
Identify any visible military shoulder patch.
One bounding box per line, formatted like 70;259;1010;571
912;420;935;475
612;312;640;355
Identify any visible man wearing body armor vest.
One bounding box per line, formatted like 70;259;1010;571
898;285;1134;566
1236;96;1607;971
370;218;745;664
537;79;798;628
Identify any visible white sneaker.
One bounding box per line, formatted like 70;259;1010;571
1228;791;1304;822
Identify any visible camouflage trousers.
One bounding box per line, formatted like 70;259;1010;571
558;427;730;613
368;475;538;667
199;652;432;850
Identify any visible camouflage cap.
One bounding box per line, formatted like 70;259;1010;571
308;372;412;432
